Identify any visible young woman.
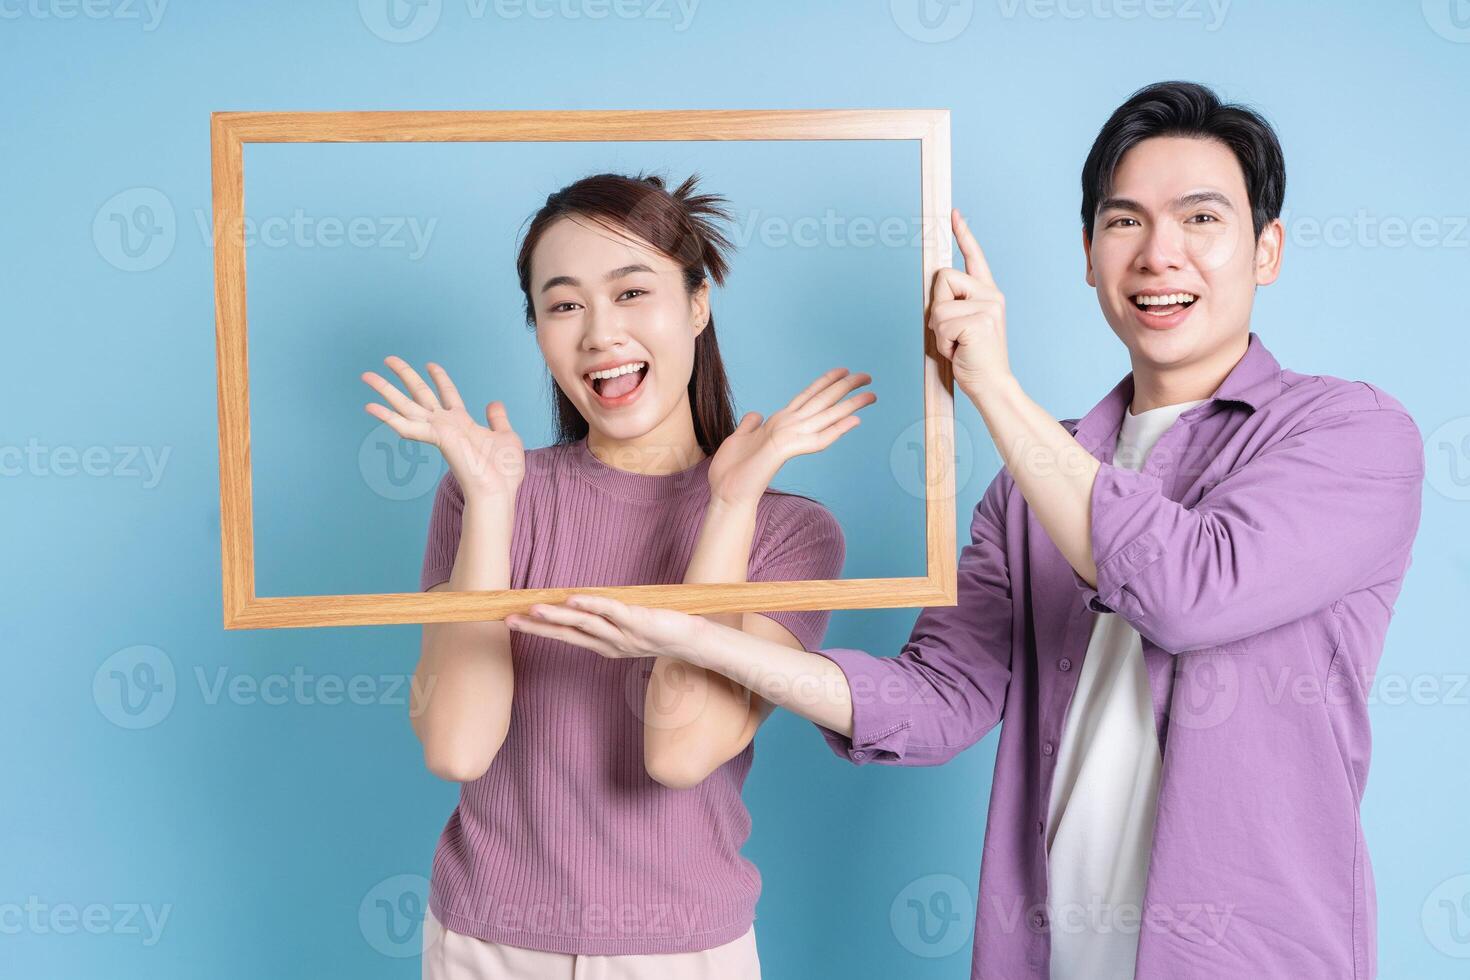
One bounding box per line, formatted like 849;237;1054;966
359;172;875;979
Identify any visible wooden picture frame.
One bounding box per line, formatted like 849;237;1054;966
212;109;957;629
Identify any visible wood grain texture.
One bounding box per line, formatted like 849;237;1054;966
211;109;958;629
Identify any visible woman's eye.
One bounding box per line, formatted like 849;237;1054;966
619;288;647;300
549;301;580;313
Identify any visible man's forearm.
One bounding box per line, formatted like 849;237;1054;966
641;496;764;784
968;374;1100;587
683;616;855;736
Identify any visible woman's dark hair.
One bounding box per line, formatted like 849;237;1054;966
515;171;738;456
1080;80;1286;242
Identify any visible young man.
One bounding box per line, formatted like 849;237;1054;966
508;80;1425;978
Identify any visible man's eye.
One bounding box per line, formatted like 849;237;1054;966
1109;217;1139;228
1188;213;1220;224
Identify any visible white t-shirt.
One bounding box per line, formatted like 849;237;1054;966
1045;397;1208;980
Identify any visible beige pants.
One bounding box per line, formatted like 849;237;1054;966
421;907;762;980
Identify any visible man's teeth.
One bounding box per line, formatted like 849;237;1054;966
586;361;647;381
1133;293;1197;308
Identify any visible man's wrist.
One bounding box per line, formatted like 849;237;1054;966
963;370;1023;413
679;613;730;673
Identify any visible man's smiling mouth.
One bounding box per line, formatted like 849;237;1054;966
1132;291;1198;316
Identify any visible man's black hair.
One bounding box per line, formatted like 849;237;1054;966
1080;80;1286;242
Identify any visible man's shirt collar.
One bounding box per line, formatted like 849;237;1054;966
1071;330;1284;454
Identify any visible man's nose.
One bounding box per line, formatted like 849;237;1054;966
1135;223;1188;272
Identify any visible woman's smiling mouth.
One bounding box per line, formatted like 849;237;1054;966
583;359;650;408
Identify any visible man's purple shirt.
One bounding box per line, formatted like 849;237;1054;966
813;332;1425;979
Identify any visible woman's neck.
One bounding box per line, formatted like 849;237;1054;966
586;414;705;476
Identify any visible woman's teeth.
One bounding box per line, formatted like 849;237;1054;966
586;360;647;381
587;361;648;398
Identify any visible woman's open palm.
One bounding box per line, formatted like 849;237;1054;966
707;367;875;505
360;355;525;500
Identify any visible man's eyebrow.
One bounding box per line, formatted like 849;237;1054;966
1096;195;1145;215
539;263;656;294
1174;190;1235;211
1096;191;1236;215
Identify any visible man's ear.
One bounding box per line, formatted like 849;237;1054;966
1082;227;1096;287
1254;217;1284;287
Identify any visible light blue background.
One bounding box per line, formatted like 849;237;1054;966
240;137;926;597
4;2;1468;978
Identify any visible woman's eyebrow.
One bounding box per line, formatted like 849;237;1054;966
539;263;656;294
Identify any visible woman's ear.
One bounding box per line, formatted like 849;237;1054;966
690;280;711;336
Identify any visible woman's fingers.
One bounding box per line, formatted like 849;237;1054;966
797;370;873;418
383;355;444;412
425;362;466;413
361;369;429;420
811;414;861;450
784;367;849;414
804;389;876;434
485;400;514;432
364;401;431;442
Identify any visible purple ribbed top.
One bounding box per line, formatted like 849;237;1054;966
418;435;845;954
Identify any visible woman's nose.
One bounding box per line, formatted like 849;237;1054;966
580;303;629;351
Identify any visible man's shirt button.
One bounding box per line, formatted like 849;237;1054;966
1058;657;1072;671
852;750;867;762
1031;911;1047;929
1042;741;1054;756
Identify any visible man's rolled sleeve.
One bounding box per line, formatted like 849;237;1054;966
1073;395;1425;653
809;647;915;764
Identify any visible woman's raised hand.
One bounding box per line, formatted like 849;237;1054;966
361;355;525;501
706;367;875;507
